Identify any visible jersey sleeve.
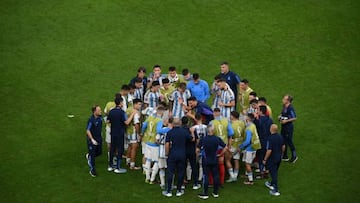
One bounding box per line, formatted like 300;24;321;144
86;119;92;130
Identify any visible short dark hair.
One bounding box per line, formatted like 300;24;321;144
193;73;200;80
152;81;160;87
221;61;229;65
129;84;136;89
188;96;197;102
135;77;143;83
213;107;220;112
115;93;122;99
230;111;240;119
121;84;130;91
162;78;170;84
250;99;258;104
258;97;267;103
91;105;100;113
195;113;202;120
286;95;293;103
115;97;123;105
214;74;222;80
181;116;189;126
169;66;176;72
249;91;257;97
168;117;174;124
137;66;146;73
133;98;142;104
241;79;249;84
179;82;187;90
153;64;161;69
247;113;255;120
182;68;189;76
259;105;267;114
217;78;226;83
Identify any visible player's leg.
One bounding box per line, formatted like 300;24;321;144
108;136;117;170
233;150;240;180
212;164;220;196
189;153;199;187
130;142;139;169
243;151;255;185
288;126;297;162
176;159;186;193
281;127;289;160
166;158;175;193
217;153;225;186
225;149;234;182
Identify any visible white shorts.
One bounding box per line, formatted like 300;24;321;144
242;151;256;164
127;133;138;144
230;146;241;160
145;144;159;162
141;142;146;155
105;126;111;144
158;158;167;168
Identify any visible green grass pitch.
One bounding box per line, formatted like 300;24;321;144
1;0;359;202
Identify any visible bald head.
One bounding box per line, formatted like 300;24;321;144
270;124;278;134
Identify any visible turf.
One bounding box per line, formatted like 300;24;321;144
1;0;359;202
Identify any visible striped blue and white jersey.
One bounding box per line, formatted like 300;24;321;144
220;86;235;119
156;127;171;158
170;89;191;118
211;81;221;109
134;87;144;101
192;124;208;141
144;90;160;109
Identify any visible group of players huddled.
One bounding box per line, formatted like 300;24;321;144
85;62;298;199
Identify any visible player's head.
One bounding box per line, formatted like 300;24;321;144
283;94;293;105
258;97;267;105
120;84;130;95
230;111;240;121
115;93;122;99
153;65;161;77
168;66;177;78
207;125;215;136
193;73;200;83
91;105;102;116
181;116;189;127
162;78;170;89
129;84;136;94
220;61;229;74
135;77;143;88
214;74;222;82
187;96;198;108
166;117;174;128
133;98;142;110
245;113;255;123
137;66;146;78
270;124;278;134
195;113;202;123
250;99;258;108
259;105;267;115
249;91;257;101
182;68;190;78
216;78;227;90
213;107;221;118
151;80;160;91
178;82;187;93
240;79;249;90
114;97;124;106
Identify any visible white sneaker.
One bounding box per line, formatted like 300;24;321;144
265;181;274;190
162;191;172;197
269;190;280;196
107;166;114;172
226;177;236;183
176;190;184;197
212;193;219;198
114;168;127;174
192;184;201;190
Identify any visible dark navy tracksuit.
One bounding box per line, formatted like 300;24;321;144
254;115;273;173
166;127;192;193
266;133;284;192
185;127;199;185
107;106;128;169
86;115;103;172
198;135;226;195
280;104;297;159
